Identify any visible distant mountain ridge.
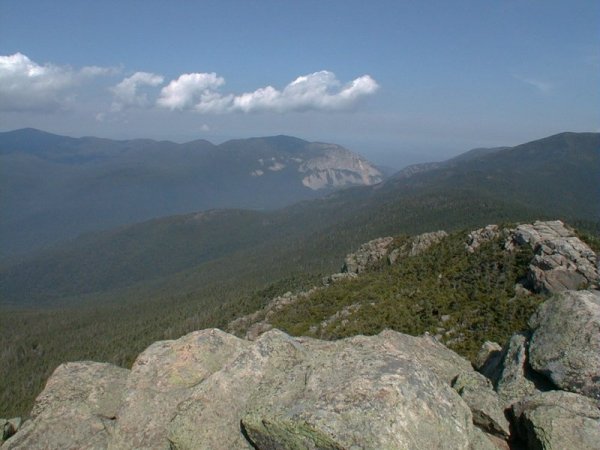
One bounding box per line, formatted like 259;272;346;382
1;131;597;308
378;132;599;219
0;129;382;258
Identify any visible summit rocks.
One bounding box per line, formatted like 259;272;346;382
5;329;501;450
4;289;600;449
528;290;600;400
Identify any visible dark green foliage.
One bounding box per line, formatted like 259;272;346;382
269;231;543;360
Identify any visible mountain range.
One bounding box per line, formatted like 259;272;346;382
0;130;598;419
0;129;383;258
1;131;597;307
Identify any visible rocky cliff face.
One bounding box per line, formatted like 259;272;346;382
296;143;383;190
3;290;600;449
248;142;383;190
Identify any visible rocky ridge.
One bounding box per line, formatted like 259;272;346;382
468;221;598;292
3;289;600;449
229;220;599;341
228;229;451;340
3;220;599;449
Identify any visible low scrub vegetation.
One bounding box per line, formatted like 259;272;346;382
270;230;544;359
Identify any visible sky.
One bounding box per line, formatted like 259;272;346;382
1;0;598;167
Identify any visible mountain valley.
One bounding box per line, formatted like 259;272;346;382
0;131;598;447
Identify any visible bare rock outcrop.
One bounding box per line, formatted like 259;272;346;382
528;289;600;400
231;219;598;344
0;419;20;445
5;219;600;450
511;390;600;450
473;289;600;448
474;341;503;379
6;289;600;449
167;329;484;450
452;372;511;439
389;230;448;263
465;220;599;294
4;329;506;450
3;362;129;450
342;236;394;274
493;333;549;406
321;271;357;286
298;144;383;190
466;225;500;253
108;329;248;450
508;220;599;293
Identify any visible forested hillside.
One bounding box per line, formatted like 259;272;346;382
0;131;598;418
0;129;382;257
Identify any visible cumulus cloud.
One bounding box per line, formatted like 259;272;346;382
110;71;164;111
157;73;226;111
0;54;378;116
0;53;113;112
233;71;378;113
157;70;378;113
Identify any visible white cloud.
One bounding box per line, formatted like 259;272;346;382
157;70;379;113
157;73;226;111
0;54;378;116
234;71;379;112
110;71;164;111
0;53;113;112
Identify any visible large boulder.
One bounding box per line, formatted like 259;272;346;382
493;333;548;406
403;230;448;257
474;341;503;383
167;329;486;449
168;330;299;449
108;329;248;450
452;372;510;439
2;362;129;450
511;390;600;450
528;290;600;400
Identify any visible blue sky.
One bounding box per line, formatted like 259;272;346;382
1;0;598;167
